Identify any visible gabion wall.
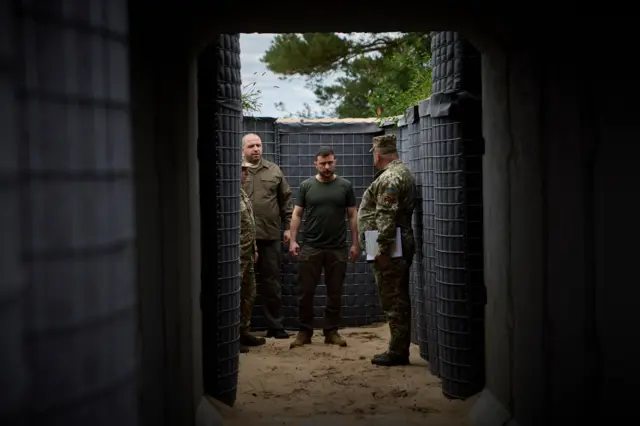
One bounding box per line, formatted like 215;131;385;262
200;34;243;407
385;31;485;400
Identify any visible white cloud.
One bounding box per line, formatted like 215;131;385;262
240;33;321;117
240;32;389;117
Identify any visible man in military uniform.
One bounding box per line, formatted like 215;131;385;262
242;133;293;339
240;157;267;353
357;134;416;366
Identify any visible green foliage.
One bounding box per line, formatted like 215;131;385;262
261;33;432;118
366;37;433;121
242;81;263;115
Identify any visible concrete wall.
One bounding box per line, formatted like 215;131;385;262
0;0;28;419
129;3;202;425
472;37;640;425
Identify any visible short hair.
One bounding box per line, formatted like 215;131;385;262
315;146;335;159
242;133;261;146
371;134;397;155
374;146;399;157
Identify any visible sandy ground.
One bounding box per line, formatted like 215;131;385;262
213;323;477;426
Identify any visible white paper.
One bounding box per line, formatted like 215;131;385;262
364;227;403;261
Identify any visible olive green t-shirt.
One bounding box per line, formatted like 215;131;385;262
297;176;357;250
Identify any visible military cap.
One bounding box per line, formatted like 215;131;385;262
370;134;398;154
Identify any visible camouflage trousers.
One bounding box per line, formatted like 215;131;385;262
370;246;414;357
240;255;257;335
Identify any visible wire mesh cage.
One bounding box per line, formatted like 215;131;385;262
200;33;242;407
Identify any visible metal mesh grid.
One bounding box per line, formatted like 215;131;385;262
395;123;414;343
14;1;138;422
407;119;425;348
457;104;485;399
430;31;481;96
214;109;241;399
420;112;440;376
397;124;410;162
275;130;385;329
211;34;242;406
241;116;278;164
430;32;484;397
433;116;484;399
430;32;481;97
413;119;431;363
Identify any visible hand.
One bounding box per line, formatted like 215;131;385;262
374;253;390;268
283;230;291;244
349;244;360;263
253;252;259;263
289;241;301;257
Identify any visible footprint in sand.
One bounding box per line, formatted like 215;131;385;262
345;331;380;340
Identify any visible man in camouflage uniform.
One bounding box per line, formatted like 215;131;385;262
357;134;416;366
240;157;267;353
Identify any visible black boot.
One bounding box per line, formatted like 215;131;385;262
266;329;290;339
289;331;312;349
241;334;266;347
371;352;410;367
240;345;249;353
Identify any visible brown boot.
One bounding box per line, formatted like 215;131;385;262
289;331;312;349
324;330;347;347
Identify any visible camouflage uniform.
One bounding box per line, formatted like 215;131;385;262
240;187;258;335
239;156;267;352
357;134;416;365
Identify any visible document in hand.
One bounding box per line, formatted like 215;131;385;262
363;227;403;261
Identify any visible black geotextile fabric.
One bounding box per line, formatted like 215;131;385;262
431;93;486;400
405;106;426;351
199;34;242;407
417;100;438;371
389;90;486;399
430;31;481;96
397;103;438;374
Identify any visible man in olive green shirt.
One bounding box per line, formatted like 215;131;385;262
242;133;293;339
288;146;360;349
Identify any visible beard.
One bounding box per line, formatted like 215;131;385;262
319;170;334;179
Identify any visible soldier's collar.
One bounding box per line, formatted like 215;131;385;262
374;159;401;178
248;159;265;171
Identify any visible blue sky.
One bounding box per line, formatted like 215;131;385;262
240;33;320;118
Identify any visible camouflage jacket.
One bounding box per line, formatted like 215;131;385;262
240;188;258;259
357;159;416;255
242;158;293;240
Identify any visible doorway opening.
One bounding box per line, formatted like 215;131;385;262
199;31;484;425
